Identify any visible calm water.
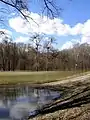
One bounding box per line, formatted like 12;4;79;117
0;85;61;120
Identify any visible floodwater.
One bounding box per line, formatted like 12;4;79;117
0;85;61;120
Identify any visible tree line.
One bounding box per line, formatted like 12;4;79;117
0;32;90;71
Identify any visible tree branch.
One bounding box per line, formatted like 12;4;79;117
43;0;61;18
0;0;38;24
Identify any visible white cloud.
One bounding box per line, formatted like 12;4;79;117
9;17;32;34
0;29;12;35
9;12;72;36
61;39;81;50
70;23;83;35
0;29;12;42
80;20;90;44
82;20;90;36
81;35;90;44
71;39;81;43
15;36;29;43
9;12;90;37
8;12;90;46
61;41;73;50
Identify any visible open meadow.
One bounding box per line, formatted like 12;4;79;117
0;71;83;84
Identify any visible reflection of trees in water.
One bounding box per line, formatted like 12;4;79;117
0;85;61;118
0;86;29;99
0;87;19;100
0;85;60;101
0;86;25;108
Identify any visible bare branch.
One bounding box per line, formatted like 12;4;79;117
43;0;62;18
0;0;40;25
0;0;28;19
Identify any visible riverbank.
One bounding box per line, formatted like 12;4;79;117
0;71;83;85
31;103;90;120
29;74;90;120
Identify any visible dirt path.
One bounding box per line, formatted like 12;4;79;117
44;72;90;86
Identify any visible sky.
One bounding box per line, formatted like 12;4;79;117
0;0;90;50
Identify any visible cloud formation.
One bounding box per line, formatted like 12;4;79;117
0;29;12;35
61;39;81;50
15;36;29;43
61;41;73;50
8;12;90;49
8;12;90;36
9;12;82;36
0;29;12;42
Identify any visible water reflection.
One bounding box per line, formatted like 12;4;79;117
0;85;61;120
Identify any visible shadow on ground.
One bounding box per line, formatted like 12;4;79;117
28;79;90;120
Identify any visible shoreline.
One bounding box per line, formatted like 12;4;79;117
29;75;90;120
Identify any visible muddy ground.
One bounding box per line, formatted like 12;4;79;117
29;78;90;120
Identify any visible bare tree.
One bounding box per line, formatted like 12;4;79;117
30;33;43;71
43;37;56;71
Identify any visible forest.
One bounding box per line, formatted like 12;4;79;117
0;32;90;72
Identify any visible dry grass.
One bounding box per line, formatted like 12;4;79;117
31;104;90;120
30;78;90;120
0;71;81;84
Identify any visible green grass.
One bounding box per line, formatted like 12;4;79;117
0;71;86;84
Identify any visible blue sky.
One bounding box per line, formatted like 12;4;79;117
29;0;90;25
0;0;90;50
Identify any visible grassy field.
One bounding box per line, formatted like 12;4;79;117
0;71;86;84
